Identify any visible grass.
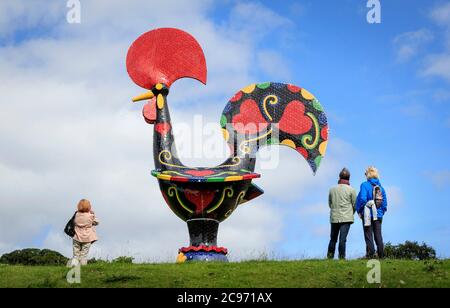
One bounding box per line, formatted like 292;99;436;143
0;259;448;288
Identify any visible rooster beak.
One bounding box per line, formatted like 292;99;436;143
132;90;155;102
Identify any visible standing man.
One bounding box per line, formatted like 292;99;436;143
327;168;357;260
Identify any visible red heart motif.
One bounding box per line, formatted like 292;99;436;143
232;99;268;135
277;100;312;135
185;169;215;177
155;122;171;136
184;189;216;214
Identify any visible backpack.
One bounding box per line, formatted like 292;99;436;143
372;184;383;209
64;212;77;237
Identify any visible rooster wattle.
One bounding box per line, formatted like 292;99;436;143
126;28;329;262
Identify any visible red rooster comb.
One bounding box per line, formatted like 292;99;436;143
126;28;207;89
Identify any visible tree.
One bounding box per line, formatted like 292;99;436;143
384;241;436;260
0;248;68;266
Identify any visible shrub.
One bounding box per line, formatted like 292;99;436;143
384;241;436;260
112;256;134;264
0;248;69;266
87;258;109;265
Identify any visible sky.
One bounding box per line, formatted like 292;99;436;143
0;0;449;261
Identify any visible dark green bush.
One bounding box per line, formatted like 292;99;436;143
384;241;436;260
0;249;68;266
87;256;134;264
87;258;109;265
112;256;134;264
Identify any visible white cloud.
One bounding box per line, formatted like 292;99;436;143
227;2;293;40
399;102;430;117
0;0;304;261
299;203;329;216
0;0;63;38
0;0;359;261
422;53;450;82
393;29;433;62
433;88;450;102
257;50;292;81
419;3;450;83
430;2;450;26
426;170;450;190
221;201;284;261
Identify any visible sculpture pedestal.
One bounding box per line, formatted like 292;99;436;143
178;218;228;262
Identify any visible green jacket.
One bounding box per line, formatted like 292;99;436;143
328;184;357;224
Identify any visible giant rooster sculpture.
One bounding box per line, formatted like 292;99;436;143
126;28;329;262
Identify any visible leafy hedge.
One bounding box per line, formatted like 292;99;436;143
384;241;436;260
0;249;68;266
88;256;134;264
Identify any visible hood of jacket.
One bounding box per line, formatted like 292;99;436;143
368;178;381;186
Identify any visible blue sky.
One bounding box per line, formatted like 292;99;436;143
212;0;450;257
0;0;449;260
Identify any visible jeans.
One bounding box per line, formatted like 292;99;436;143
363;219;384;258
327;223;351;259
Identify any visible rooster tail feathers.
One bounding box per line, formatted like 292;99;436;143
220;82;329;174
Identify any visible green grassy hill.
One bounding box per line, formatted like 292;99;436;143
0;259;448;288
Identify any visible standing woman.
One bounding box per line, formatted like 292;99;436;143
69;199;99;266
356;167;387;258
327;168;357;260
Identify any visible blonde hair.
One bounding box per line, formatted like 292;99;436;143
365;166;379;179
77;199;91;213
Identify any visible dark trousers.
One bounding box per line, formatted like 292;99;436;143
363;219;384;258
327;223;351;259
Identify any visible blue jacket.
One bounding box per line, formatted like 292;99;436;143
355;178;387;219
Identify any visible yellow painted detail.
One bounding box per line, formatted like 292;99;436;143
158;174;172;181
168;186;193;213
301;88;315;100
319;141;328;156
162;170;186;176
225;191;246;218
224;176;243;182
241;84;256;94
132;90;154;102
281;139;296;149
207;187;234;214
263;95;279;121
217;157;241;168
239;129;273;154
205;171;238;177
157;94;165;109
176;253;187;263
155;83;163;90
158;150;190;169
222;128;229;141
302;112;320;150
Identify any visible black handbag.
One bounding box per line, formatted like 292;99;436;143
64;211;77;237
